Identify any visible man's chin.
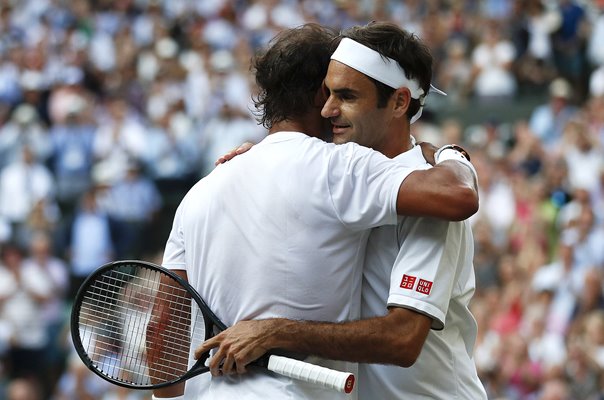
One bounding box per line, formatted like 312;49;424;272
332;134;350;145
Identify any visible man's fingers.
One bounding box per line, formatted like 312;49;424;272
221;353;236;375
214;147;238;165
194;336;219;360
235;352;251;374
214;142;255;165
417;141;438;166
209;351;224;377
235;142;254;154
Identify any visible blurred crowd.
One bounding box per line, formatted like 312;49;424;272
0;0;602;399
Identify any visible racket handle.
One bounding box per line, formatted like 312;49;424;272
267;355;355;394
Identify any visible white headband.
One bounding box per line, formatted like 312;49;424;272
330;38;446;123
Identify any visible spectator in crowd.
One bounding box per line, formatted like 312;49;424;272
591;163;604;228
533;233;582;337
199;100;265;177
529;77;579;150
513;0;560;89
583;310;604;369
564;334;601;400
0;243;49;389
0;145;57;248
436;39;473;104
0;104;51;170
584;95;604;153
65;187;114;299
5;378;43;400
551;0;588;95
99;159;162;260
93;94;148;184
536;378;571;400
587;0;604;66
469;19;517;101
20;231;69;393
143;106;199;192
48;91;96;211
53;351;148;400
589;63;604;97
558;118;603;193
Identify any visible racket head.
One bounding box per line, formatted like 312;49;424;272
70;260;222;389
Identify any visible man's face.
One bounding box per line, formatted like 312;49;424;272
321;60;393;149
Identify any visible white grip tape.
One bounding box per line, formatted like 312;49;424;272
267;355;355;394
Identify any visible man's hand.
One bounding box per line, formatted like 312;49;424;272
214;142;255;165
417;141;439;166
194;319;283;376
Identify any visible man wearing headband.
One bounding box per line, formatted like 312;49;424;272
198;22;486;399
327;24;486;399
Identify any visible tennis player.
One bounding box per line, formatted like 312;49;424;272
156;23;478;400
197;22;487;399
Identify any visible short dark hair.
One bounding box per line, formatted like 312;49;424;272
340;22;433;118
252;24;337;129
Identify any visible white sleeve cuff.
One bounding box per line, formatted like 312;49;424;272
152;395;185;400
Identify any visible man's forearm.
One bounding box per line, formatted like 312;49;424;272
252;308;431;367
396;159;478;221
271;318;397;363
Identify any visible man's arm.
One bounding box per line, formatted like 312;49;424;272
195;307;431;376
217;142;479;221
396;159;478;221
195;216;457;377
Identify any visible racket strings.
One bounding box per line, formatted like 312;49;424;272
76;265;207;386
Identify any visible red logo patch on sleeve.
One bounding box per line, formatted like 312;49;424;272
416;279;433;295
400;274;416;290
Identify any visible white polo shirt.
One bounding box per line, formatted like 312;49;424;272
162;131;412;399
360;145;487;399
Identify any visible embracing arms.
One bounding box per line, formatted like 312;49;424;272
195;307;431;376
396;158;477;221
217;142;479;222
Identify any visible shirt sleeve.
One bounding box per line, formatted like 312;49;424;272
162;200;187;270
326;143;413;231
387;217;463;330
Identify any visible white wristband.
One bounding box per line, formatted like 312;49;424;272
434;145;477;180
152;395;185;400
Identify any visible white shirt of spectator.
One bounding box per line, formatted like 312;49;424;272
471;32;517;98
0;155;55;223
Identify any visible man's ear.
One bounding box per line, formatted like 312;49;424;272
392;87;411;118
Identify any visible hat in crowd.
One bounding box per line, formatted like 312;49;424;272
549;78;572;99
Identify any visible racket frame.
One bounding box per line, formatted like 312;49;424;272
72;260;355;394
71;260;224;390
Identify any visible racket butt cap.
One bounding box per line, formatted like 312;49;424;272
344;374;355;394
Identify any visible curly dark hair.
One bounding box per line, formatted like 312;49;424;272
340;22;433;119
252;23;337;129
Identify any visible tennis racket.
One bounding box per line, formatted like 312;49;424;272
71;260;355;394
